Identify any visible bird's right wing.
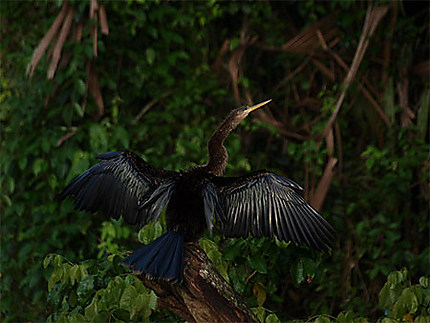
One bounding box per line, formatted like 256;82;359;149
60;150;177;226
206;170;335;251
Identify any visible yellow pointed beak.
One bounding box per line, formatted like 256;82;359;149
247;99;272;113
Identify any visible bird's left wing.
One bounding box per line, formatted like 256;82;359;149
207;170;335;251
60;150;177;226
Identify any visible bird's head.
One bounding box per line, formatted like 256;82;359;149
229;99;272;124
207;99;272;175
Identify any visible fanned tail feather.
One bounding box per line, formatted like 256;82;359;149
121;231;184;283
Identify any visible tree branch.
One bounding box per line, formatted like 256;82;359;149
136;243;258;323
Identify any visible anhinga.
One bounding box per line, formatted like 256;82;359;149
61;99;335;282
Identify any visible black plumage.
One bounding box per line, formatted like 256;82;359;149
61;100;335;282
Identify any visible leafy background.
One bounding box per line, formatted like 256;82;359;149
1;1;429;322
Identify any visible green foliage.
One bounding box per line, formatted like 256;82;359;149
310;268;430;322
379;269;430;322
97;220;132;258
199;237;230;282
44;254;158;322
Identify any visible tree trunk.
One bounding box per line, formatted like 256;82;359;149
137;242;258;323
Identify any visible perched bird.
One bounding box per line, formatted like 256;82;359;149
61;100;335;283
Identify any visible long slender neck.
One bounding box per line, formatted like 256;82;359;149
206;113;241;176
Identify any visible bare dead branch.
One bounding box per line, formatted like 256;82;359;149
213;39;230;80
334;121;343;179
360;83;391;126
243;89;310;141
99;4;109;35
273;55;313;93
315;29;328;51
398;67;415;127
89;0;99;56
57;129;78;147
311;156;338;211
327;48;389;125
325;127;334;156
48;6;75;79
90;0;98;19
133;91;173;125
411;60;430;79
312;58;335;81
227;19;258;105
281;17;337;54
26;2;69;78
319;6;389;139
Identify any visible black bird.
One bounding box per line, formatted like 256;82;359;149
61;100;335;282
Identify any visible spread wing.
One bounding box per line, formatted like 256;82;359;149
60;150;177;226
206;171;335;251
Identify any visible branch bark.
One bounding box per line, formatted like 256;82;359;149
136;243;258;323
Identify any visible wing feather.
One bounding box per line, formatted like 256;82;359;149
296;204;326;250
292;203;313;248
211;170;335;251
61;150;177;225
284;199;302;244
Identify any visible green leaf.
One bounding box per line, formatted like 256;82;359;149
89;124;108;152
77;79;86;95
61;263;72;284
223;240;245;261
113;126;130;148
1;193;12;206
380;318;399;323
138;291;157;319
291;259;305;285
230;271;246;294
379;284;391;309
251;306;266;323
69;313;85;323
146;48;156;65
403;287;419;314
77;275;95;299
313;316;332;323
120;285;138;312
7;177;15;193
253;282;266;307
247;253;267;274
265;313;281;323
147;290;157;310
74;103;84;117
18;157;27;170
419;277;429;289
199;238;229;282
85;297;98;321
67;151;90;182
138;221;163;244
32;158;45;176
69;265;79;285
53;255;64;268
43;254;53;268
415;315;430;323
130;294;145;320
48;267;63;291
